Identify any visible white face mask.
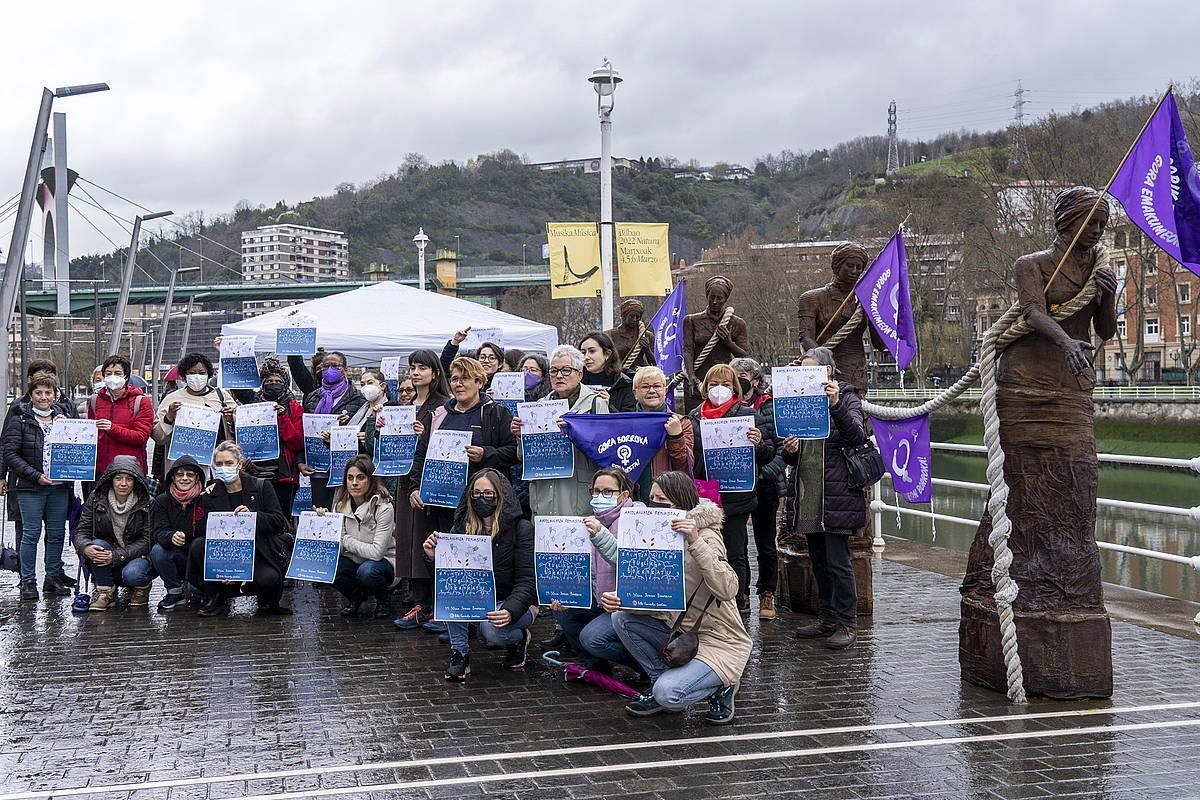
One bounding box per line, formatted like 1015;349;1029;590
103;374;126;391
360;383;381;402
93;381;105;393
185;374;209;392
707;385;734;406
32;406;53;418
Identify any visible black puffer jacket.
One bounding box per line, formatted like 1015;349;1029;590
1;402;68;490
201;475;292;575
688;401;777;517
583;370;636;412
149;456;208;548
753;396;789;495
782;382;868;532
301;382;366;419
75;455;154;566
426;467;536;619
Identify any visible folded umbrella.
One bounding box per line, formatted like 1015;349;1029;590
543;651;641;699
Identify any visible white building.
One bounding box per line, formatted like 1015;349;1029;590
240;224;349;316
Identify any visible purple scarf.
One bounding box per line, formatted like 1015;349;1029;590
593;500;631;596
315;375;349;415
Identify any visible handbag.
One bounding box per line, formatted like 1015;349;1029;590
0;496;18;573
842;441;885;490
659;587;717;668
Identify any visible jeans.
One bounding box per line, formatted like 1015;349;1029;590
612;610;726;707
751;485;780;595
149;542;189;593
722;512;752;598
651;659;724;710
447;610;533;655
17;485;71;583
555;605;604;663
332;556;395;603
610;610;673;681
578;611;642;672
807;529;857;628
84;539;156;588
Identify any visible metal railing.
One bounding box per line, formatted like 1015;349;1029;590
869;441;1200;624
869;385;1200;401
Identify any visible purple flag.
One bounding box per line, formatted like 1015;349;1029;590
854;231;918;371
651;281;686;377
1109;89;1200;278
870;413;931;503
561;412;669;483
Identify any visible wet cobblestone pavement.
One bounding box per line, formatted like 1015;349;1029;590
2;554;1198;799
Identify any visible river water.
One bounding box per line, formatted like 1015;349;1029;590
880;452;1199;602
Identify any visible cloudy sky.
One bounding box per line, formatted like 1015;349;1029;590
2;1;1196;257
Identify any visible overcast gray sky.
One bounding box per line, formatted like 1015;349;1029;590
2;0;1195;257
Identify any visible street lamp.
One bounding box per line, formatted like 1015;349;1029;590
588;58;622;329
108;209;173;356
152;264;200;399
413;228;430;291
0;82;109;402
522;243;527;268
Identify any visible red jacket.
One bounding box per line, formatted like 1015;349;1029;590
88;387;154;474
277;399;305;484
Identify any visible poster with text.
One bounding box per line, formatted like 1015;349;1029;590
434;532;496;622
235;402;280;461
533;515;592;608
489;371;524;416
302;413;338;472
772;365;831;439
202;511;257;581
167;405;221;467
47;418;98;482
518;399;573;480
615;222;671;296
218;335;260;389
326;425;359;487
700;415;756;492
275;313;318;356
615;507;687;611
462;327;503;351
547;222;602;299
291;473;313;516
380;356;403;400
285;511;343;583
374;405;418;476
418;429;472;508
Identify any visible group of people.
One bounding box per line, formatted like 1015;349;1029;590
4;313;871;726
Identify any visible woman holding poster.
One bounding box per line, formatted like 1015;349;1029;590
153;353;238;479
191;442;293;617
239;359;305;518
299;351;365;509
779;346;868;651
422;468;535;682
687;364;776;612
600;472;750;725
148;456;208;612
330;455;396;618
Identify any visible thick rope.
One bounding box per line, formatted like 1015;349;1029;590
861;248;1106;704
789;305;864;365
621;322;651;370
668;306;735;390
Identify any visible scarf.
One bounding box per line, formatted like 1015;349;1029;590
170;482;202;506
107;488;137;547
700;395;739;420
592;500;630;595
315;374;349;415
636;404;669;500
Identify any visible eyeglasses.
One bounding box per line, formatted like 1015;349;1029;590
477;354;499;363
590;488;622;498
449;376;475;385
397;387;416;394
548;367;579;377
470;490;498;501
639;383;666;392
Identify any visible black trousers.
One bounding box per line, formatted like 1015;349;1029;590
806;530;857;628
722;512;751;598
271;480;296;527
310;475;334;510
187;536;284;607
750;485;780;595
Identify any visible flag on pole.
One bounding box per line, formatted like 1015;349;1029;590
1108;89;1200;278
651;281;686;377
870;413;932;503
854;231;918;370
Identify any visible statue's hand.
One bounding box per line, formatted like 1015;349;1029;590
1061;339;1095;375
1094;266;1119;296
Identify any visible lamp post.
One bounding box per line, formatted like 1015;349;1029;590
588;58;622;330
522;243;527;268
413;228;430;290
107;209;172;356
0;82;109;402
152;263;200;400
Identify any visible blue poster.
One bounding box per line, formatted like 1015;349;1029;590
291;473;313;516
203;512;257;581
772;366;831;439
374;406;417;476
534;516;592;608
235;402;280;461
285;512;342;583
490;371;524;417
302;413;338;472
700;416;757;492
167;405;221;467
275;326;318;357
47;418;98;482
518;399;573;480
434;532;496;622
615;507;686;611
218;335;260;390
418;430;472;508
326;426;359;488
381;357;402;402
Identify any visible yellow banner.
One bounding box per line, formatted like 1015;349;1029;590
547;222;603;299
616;222;671;296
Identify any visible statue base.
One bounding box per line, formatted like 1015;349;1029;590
959;596;1113;700
777;534;874;617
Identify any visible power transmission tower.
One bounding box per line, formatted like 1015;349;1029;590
1010;79;1028;170
886;100;900;176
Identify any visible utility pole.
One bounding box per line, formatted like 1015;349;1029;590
886;100;900;176
1011;79;1028;170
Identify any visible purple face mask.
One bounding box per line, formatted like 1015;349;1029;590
524;371;541;390
321;366;343;384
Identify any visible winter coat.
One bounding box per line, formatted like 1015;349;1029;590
74;455;154;566
426;468;536;619
522;383;610;517
409;397;518;492
584;370;637;412
152;385;239;476
88;386;154;474
232;394;305;484
334;492;396;569
201;475;292;576
149;456;208;549
620;501;751;686
751;395;789;496
782;383;869;532
1;402;67;490
301;382;366;420
0;389;75;480
688;401;777;517
651;412;694;478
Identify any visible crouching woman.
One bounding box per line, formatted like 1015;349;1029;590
601;471;751;725
75;455;156;611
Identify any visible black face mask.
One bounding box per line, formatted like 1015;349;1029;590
470;497;498;518
262;383;288;402
738;377;753;396
645;500;672;509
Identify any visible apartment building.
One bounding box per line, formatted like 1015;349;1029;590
240;224;349;316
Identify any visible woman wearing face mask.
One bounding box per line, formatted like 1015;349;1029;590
235;359;305;518
298;351;365;509
324;455;396;618
3;372;75;601
354;369;400;496
687;363;776;612
87;354;155;478
148;456;207;612
520;354;551;402
153;353;238;480
578;332;636;412
190;441;292;617
423;468;535;682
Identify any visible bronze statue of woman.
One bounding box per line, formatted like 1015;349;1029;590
960;186;1120;700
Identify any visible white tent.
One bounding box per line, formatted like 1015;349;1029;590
220;282;558;365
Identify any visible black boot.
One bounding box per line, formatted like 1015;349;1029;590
825;624;857;650
538;628;568;650
340;599;364;617
795;620;837;639
704;684;738;725
42;577;71;597
372;596;394;620
19;580;39;601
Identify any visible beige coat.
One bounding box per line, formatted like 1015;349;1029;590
334;493;396;570
152;385;239;475
637;501;751;686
